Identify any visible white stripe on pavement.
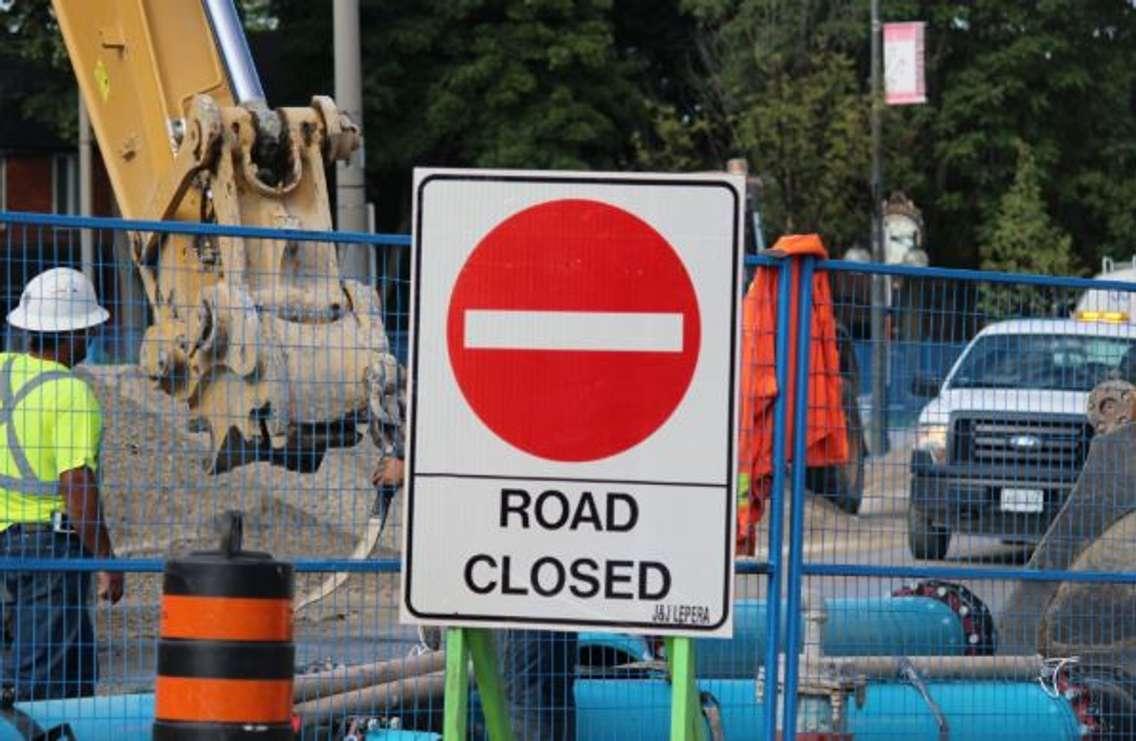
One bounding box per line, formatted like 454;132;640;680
463;310;684;352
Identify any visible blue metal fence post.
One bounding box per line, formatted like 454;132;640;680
761;257;795;740
780;256;817;740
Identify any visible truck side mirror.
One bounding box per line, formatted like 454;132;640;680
911;374;942;398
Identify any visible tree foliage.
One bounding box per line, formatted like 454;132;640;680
642;0;1136;268
0;0;286;143
978;140;1080;318
913;0;1136;268
5;0;1136;272
638;0;872;249
0;1;74;141
982;140;1078;277
267;0;660;229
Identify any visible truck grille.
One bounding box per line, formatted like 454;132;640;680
950;414;1093;472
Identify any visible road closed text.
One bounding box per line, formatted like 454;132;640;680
461;487;672;601
403;471;731;633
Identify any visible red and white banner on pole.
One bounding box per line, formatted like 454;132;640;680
884;22;926;105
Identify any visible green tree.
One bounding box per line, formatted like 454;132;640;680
10;0;1136;277
0;1;74;141
0;0;279;143
268;0;659;230
653;0;872;250
979;140;1080;317
913;0;1136;268
653;0;1136;269
982;141;1077;277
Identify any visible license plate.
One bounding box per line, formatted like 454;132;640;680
1000;488;1044;513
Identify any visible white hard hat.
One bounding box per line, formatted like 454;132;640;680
7;267;110;332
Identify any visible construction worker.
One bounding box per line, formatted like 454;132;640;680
1;267;122;700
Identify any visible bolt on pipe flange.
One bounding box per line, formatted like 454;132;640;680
892;580;997;656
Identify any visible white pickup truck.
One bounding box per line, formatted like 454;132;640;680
908;317;1136;559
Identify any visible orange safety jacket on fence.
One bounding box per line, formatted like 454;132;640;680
737;234;848;552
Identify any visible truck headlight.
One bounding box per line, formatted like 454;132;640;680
915;423;948;464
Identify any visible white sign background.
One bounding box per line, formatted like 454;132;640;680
402;169;743;636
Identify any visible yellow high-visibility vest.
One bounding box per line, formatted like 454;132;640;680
0;353;102;529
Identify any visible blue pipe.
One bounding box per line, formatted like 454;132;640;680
577;594;970;678
0;694;154;740
0;693;437;741
0;680;1084;740
696;596;968;677
575;679;1083;741
844;682;1082;739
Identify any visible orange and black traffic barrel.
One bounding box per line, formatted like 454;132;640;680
153;511;295;740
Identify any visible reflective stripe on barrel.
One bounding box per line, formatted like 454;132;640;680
160;595;293;641
154;551;294;740
155;675;293;723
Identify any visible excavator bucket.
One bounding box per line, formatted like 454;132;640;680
52;0;403;473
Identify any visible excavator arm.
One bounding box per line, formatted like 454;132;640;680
51;0;402;473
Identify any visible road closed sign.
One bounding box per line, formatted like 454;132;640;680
403;169;743;636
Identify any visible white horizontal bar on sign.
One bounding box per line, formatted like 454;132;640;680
464;310;684;352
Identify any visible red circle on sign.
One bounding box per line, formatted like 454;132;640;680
446;198;700;462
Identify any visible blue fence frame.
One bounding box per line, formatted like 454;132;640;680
2;209;1134;738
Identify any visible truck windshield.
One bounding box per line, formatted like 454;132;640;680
948;333;1136;391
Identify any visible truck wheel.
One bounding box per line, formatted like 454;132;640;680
806;381;866;515
907;506;951;560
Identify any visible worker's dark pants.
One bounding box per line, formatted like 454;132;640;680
482;630;577;741
0;527;96;700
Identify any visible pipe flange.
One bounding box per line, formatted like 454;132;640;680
1048;660;1097;735
892;580;997;656
1049;663;1106;738
1051;662;1136;739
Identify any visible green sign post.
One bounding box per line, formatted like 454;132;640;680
443;628;514;741
667;636;708;741
442;629;707;740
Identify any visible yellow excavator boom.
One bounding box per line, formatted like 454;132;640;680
51;0;403;474
53;0;234;221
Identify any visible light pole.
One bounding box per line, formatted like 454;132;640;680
869;0;889;456
334;0;370;281
78;92;95;286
